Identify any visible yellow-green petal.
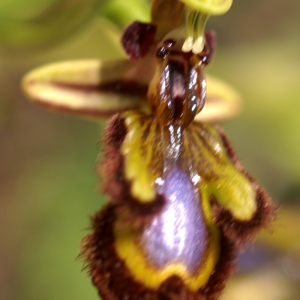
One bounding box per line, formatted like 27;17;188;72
180;0;233;15
22;58;155;118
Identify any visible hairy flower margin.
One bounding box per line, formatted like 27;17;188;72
22;0;276;300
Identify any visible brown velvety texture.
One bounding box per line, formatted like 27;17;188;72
213;126;277;247
82;115;276;300
98;114;166;224
82;203;237;300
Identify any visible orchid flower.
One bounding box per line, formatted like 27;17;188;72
22;0;275;299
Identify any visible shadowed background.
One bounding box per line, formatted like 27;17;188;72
0;1;300;299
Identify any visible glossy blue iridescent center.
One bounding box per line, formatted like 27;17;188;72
141;167;207;273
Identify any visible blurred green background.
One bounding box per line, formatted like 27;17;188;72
0;1;299;299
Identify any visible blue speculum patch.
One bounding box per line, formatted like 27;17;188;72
142;167;207;273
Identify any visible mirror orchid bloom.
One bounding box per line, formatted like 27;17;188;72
22;0;275;299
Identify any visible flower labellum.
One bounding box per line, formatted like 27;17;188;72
22;0;276;300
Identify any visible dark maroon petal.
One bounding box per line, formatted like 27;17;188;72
202;31;217;65
121;21;157;60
